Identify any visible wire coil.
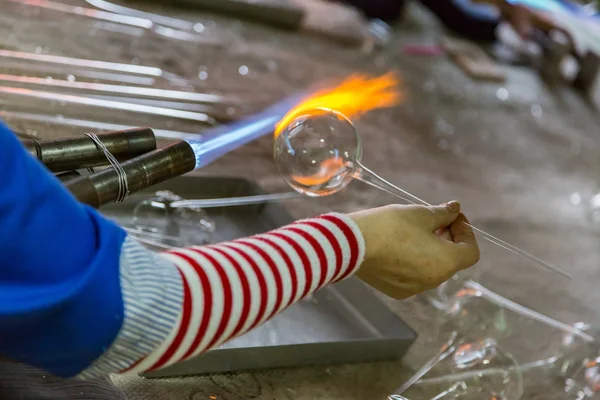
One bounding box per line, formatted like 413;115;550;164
85;132;130;202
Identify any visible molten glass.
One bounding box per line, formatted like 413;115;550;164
274;72;401;138
274;110;359;197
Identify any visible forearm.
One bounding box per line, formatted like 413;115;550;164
0;122;366;378
3;210;364;378
79;214;365;378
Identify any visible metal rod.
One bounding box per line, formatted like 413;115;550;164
55;170;82;182
65;141;196;208
21;127;156;172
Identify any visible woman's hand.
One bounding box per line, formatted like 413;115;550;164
349;202;480;299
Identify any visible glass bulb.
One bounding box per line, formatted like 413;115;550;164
132;198;171;233
173;206;216;246
131;190;217;247
274;109;361;197
453;339;498;369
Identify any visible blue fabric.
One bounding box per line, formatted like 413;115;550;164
451;0;501;23
418;0;500;41
0;122;127;377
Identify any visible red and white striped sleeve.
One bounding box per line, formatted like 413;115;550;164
78;213;365;378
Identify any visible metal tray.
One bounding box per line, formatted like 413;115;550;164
102;174;417;377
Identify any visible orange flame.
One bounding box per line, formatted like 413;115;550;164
274;72;402;188
274;72;402;137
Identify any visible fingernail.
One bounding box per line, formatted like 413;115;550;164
446;201;460;212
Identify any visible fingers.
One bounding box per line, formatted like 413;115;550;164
435;227;453;242
424;201;461;230
447;213;480;269
449;213;476;246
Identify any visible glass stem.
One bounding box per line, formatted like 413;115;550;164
170;192;302;209
353;162;431;206
430;382;466;400
353;162;571;279
391;332;459;395
465;281;594;342
416;356;558;386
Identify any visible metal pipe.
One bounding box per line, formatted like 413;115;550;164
21;127;156;172
55;170;82;182
65;141;196;208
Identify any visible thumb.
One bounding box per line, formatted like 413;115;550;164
426;201;461;230
448;213;480;269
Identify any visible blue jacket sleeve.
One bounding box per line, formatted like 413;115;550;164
0;122;127;377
